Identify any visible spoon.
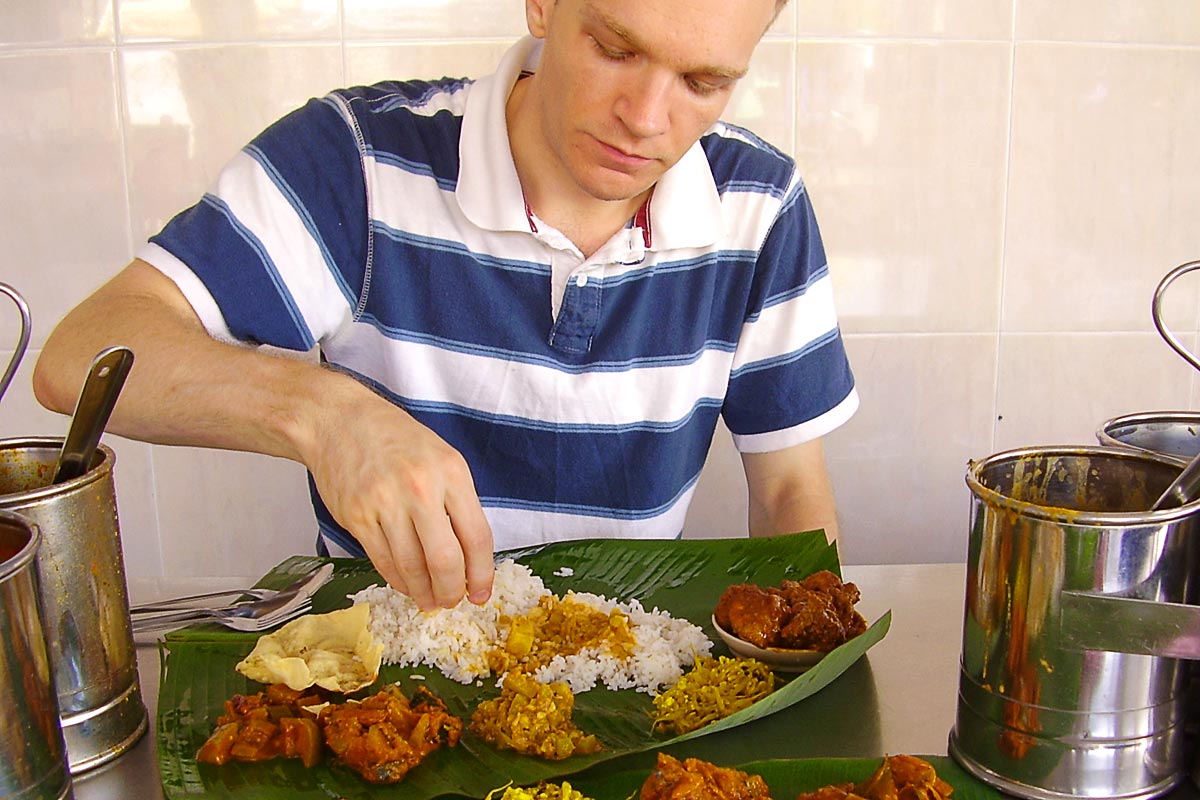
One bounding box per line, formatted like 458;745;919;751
1150;450;1200;511
53;346;135;484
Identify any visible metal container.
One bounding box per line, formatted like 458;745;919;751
1097;412;1200;463
949;446;1200;800
0;509;73;800
0;438;147;773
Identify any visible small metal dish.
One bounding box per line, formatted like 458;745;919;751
711;615;826;673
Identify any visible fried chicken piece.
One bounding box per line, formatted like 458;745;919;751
801;572;869;638
887;755;954;800
797;756;954;800
320;685;462;783
776;586;847;651
639;752;772;800
715;584;789;648
794;785;862;800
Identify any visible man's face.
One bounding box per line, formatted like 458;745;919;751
524;0;776;204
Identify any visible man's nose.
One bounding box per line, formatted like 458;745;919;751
614;68;671;138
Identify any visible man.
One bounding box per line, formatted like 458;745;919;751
33;0;857;611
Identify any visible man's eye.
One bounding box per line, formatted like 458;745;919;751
686;77;726;97
591;36;632;61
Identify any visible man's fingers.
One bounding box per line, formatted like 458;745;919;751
446;490;494;604
410;505;471;609
358;517;437;610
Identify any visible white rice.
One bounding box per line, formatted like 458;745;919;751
350;559;711;695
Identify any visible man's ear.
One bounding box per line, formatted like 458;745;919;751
525;0;556;38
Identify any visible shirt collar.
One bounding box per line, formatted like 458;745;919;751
457;36;722;250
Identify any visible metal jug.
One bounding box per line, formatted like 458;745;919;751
0;439;147;773
950;445;1200;800
0;509;73;800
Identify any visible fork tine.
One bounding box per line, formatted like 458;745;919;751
224;600;313;632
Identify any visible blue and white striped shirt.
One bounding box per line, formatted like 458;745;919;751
142;38;858;555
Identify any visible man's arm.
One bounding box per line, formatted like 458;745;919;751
33;259;494;609
740;438;839;542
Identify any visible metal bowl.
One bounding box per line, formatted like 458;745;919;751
1096;411;1200;463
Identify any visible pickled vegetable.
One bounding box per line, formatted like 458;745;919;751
651;655;775;735
486;781;596;800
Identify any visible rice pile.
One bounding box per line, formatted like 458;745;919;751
350;559;711;695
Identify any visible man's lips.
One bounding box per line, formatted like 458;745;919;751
593;137;654;169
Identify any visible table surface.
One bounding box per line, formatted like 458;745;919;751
67;561;1200;799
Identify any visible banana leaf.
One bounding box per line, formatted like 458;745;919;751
570;755;1001;800
157;531;891;799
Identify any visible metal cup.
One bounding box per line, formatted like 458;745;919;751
0;509;73;800
950;446;1200;800
0;437;147;773
1097;412;1200;463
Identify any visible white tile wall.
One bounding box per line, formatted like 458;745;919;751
2;1;1198;577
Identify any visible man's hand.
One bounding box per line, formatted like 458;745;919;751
301;382;494;610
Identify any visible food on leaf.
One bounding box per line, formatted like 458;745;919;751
490;593;638;676
486;781;596;800
353;560;710;693
715;570;867;651
469;671;602;760
195;683;329;767
320;684;462;783
796;755;955;800
639;752;772;800
651;655;775;735
236;602;384;692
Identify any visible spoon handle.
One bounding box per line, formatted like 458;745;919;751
1151;453;1200;511
53;346;135;483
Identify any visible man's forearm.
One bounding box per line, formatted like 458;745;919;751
742;438;840;542
32;259;353;464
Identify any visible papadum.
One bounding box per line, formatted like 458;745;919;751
236;602;384;692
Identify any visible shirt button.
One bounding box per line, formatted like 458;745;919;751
575;274;588;288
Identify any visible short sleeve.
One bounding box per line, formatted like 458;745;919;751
722;181;858;453
140;94;368;352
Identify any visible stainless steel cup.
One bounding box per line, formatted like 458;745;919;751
0;509;73;800
949;446;1200;800
1097;412;1200;463
0;438;147;773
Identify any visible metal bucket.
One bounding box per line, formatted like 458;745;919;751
1098;412;1200;463
0;509;73;800
0;438;147;773
949;446;1200;800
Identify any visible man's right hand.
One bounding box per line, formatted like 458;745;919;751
298;378;495;610
33;259;495;610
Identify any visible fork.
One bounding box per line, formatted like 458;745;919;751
131;598;314;634
130;563;333;634
129;586;277;615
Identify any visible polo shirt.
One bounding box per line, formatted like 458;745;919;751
140;37;859;556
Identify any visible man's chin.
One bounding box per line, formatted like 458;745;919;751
577;171;657;204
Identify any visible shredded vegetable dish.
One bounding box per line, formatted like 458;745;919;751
651;655;775;735
486;781;596;800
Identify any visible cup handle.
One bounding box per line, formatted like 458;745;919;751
1153;260;1200;374
0;283;31;405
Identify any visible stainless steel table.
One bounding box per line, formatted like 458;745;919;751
69;563;972;798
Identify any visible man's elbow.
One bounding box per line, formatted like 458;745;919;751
31;339;78;415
